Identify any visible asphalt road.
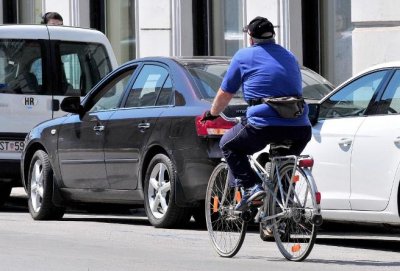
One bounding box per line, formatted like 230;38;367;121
1;188;399;271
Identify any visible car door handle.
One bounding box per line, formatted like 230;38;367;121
138;123;150;130
93;125;105;132
338;138;352;146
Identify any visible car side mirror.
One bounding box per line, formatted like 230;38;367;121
308;103;320;126
61;97;84;116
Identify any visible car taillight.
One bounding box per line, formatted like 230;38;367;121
298;157;314;168
195;115;236;136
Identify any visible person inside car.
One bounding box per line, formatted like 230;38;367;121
41;12;63;26
201;16;312;211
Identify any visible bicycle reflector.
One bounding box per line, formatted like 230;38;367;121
213;196;219;213
315;192;321;204
195;115;236;136
291;244;301;253
298;157;314;168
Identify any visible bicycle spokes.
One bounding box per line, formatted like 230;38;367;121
206;163;247;258
269;163;317;261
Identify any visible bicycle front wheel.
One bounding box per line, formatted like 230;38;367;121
205;162;247;257
269;163;317;261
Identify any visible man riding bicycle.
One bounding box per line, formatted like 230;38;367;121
201;16;312;211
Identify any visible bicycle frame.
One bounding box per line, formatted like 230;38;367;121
249;154;321;224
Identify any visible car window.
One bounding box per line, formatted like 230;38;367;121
125;64;169;107
378;70;400;114
57;42;113;97
0;40;45;95
88;68;135;112
187;63;243;99
301;68;333;100
319;70;387;119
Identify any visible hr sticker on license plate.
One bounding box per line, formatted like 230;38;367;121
0;140;25;152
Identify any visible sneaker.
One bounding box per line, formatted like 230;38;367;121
235;183;267;211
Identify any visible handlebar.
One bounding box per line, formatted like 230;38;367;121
219;113;241;124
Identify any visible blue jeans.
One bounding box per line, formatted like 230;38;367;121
219;121;311;189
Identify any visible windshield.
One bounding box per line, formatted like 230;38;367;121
187;63;243;99
301;68;334;100
187;63;333;101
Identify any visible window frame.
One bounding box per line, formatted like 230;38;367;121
376;68;400;115
0;39;49;95
83;65;137;113
52;40;113;97
319;69;393;120
122;62;174;109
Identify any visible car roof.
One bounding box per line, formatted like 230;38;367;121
127;56;231;66
0;24;118;69
0;24;109;43
172;56;231;65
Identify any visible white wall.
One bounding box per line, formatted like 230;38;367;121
351;0;400;74
137;0;171;57
43;0;71;25
352;0;400;22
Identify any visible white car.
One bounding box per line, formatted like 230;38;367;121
0;25;117;207
305;62;400;229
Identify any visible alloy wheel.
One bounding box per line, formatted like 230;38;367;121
30;159;44;213
147;162;171;219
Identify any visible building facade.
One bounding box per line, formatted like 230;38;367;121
2;0;400;86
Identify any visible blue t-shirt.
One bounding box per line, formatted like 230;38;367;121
221;41;310;127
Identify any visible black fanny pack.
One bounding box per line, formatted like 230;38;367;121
248;96;305;119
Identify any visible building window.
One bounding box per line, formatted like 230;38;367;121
105;0;136;64
321;0;353;85
211;0;244;56
2;0;43;24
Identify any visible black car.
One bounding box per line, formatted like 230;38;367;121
21;56;333;228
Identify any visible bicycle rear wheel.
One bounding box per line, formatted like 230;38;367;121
205;162;247;257
269;162;317;261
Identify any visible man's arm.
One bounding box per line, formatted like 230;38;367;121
210;88;234;116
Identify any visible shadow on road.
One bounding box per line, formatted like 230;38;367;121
316;237;400;253
62;215;152;227
304;258;400;267
242;255;400;267
1;196;28;213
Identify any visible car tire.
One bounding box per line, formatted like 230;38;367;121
27;150;65;220
143;153;191;228
0;182;12;208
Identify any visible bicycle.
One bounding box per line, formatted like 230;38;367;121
205;115;323;261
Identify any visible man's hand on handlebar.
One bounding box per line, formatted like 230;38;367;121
201;110;219;122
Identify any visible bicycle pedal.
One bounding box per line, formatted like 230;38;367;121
261;226;273;236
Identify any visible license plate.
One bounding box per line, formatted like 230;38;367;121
0;140;25;153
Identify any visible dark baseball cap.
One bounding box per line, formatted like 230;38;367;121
243;16;275;39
